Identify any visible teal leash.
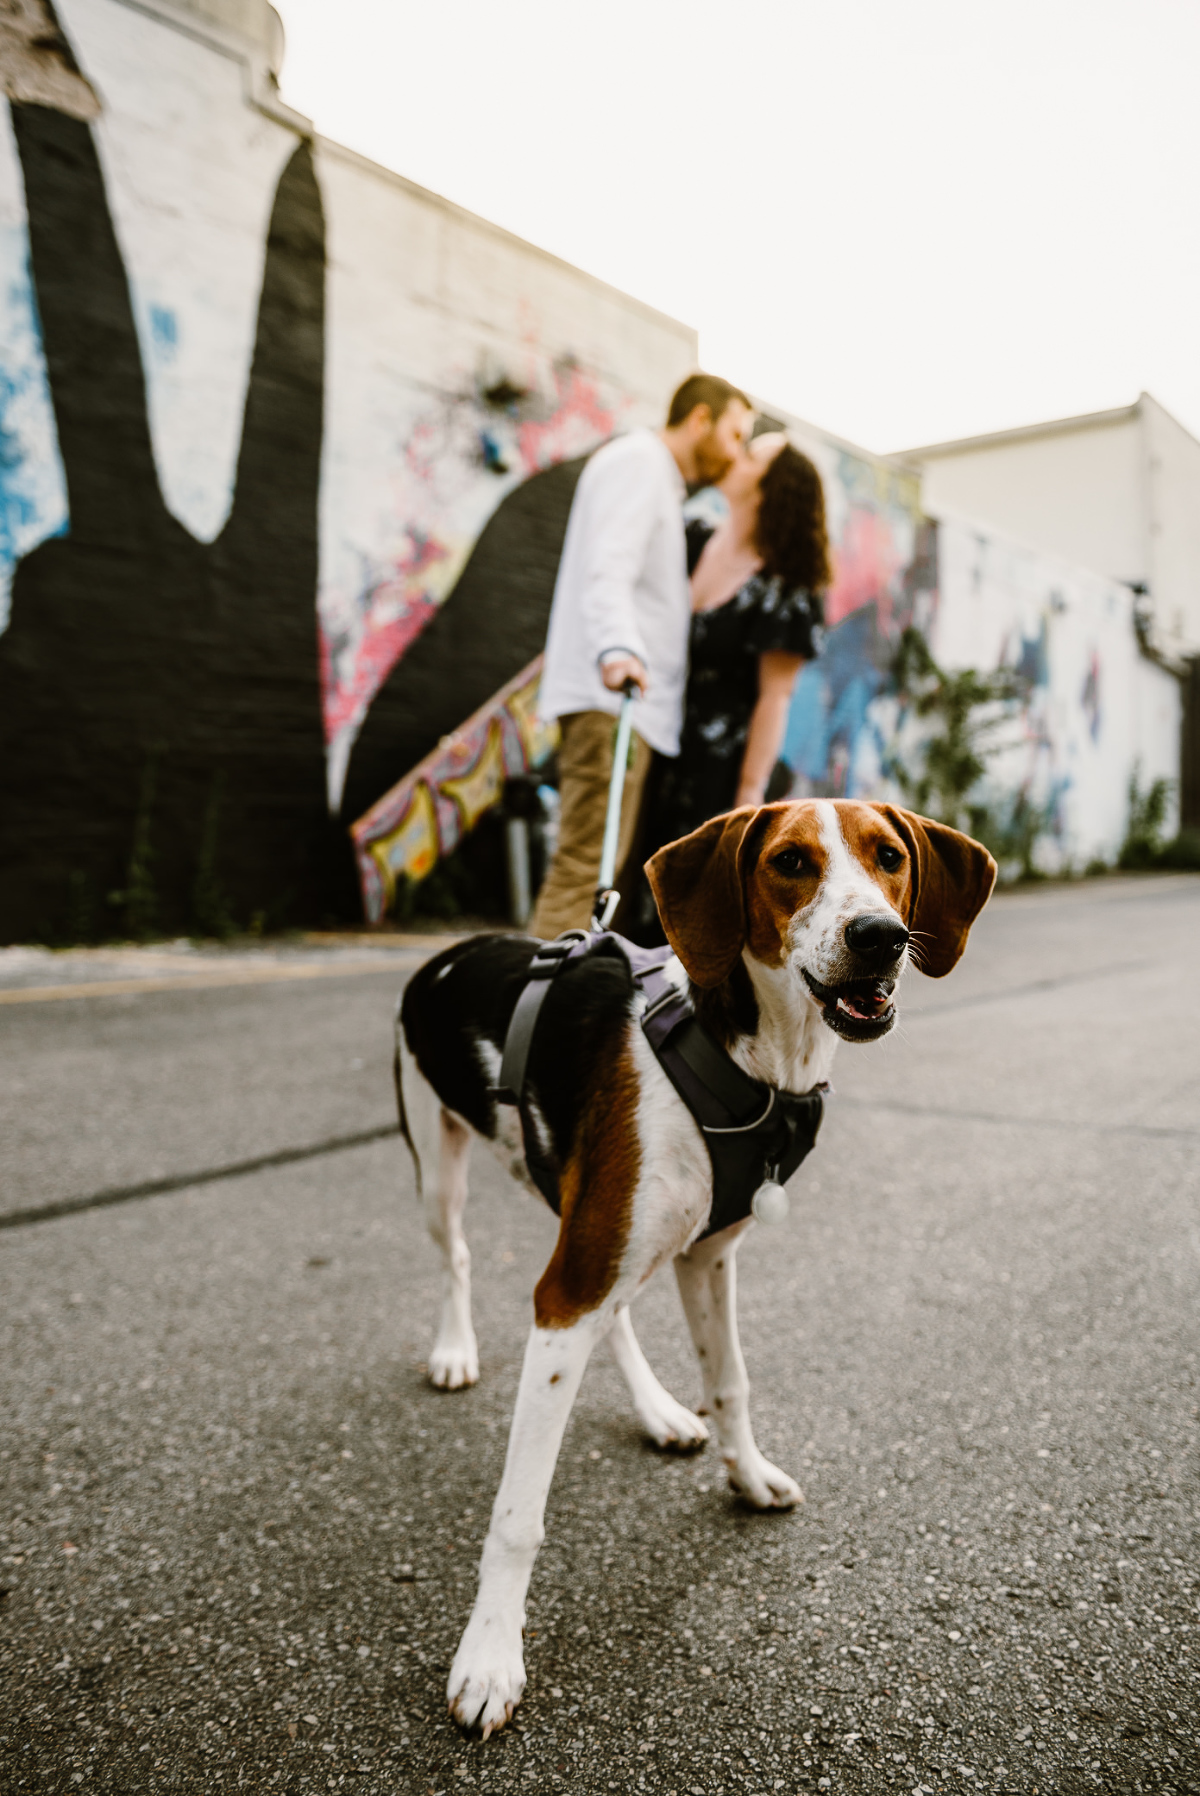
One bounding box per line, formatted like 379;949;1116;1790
591;683;637;931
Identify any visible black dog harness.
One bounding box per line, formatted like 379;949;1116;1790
492;931;825;1239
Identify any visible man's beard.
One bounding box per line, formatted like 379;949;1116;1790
692;432;734;487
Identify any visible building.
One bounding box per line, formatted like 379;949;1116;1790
901;394;1200;667
0;0;696;940
900;395;1200;828
0;0;1185;938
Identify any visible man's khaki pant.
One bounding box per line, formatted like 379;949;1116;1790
529;709;653;940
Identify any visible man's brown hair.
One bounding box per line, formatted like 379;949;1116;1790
666;372;751;428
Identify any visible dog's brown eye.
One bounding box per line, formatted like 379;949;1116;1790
772;847;805;875
878;843;904;872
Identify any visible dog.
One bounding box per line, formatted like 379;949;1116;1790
394;798;996;1736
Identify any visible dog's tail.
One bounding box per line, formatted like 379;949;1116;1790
393;999;422;1202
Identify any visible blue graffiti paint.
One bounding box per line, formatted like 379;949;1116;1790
0;241;69;633
782;660;830;781
478;429;509;474
149;303;178;359
1081;653;1102;742
1014;617;1050;687
780;602;891;795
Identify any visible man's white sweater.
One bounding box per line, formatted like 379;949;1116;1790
537;429;689;758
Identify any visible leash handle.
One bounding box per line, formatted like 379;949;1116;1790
592;683;637;931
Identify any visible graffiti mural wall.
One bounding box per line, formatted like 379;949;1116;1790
0;0;695;940
686;417;937;807
0;0;1178;939
775;426;936;800
728;413;1178;873
927;515;1180;868
315;135;693;814
0;43;331;942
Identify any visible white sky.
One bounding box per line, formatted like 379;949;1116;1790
273;0;1200;456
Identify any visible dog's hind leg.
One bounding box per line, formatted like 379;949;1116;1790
674;1224;801;1509
426;1106;479;1389
606;1305;708;1451
396;1035;479;1390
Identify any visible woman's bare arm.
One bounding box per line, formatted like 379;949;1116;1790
734;651;805;808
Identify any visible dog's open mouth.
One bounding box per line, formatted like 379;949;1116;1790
802;968;897;1041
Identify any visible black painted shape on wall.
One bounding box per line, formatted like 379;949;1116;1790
340;453;589;826
1182;656;1200;830
0;106;341;941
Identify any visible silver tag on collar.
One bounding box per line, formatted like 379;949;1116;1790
750;1179;789;1226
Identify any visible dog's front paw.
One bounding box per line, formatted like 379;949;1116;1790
637;1390;709;1453
447;1614;526;1738
724;1451;802;1511
428;1333;479;1390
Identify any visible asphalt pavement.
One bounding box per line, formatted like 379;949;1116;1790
1;880;1198;1796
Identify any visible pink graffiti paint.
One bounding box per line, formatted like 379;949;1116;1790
320;522;448;746
321;364;619;769
321;590;438;746
824;507;906;635
516;364;615;473
1081;650;1102;741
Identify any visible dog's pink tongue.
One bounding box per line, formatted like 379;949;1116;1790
838;988;889;1020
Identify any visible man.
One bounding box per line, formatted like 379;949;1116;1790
530;372;753;939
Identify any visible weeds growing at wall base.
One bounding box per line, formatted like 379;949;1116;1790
42;757;296;946
1118;769;1200;871
886;628;1052;878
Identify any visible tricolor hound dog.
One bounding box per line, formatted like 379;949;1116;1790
395;799;996;1736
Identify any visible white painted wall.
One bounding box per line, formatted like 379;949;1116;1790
58;0;298;544
173;0;281;61
930;511;1180;869
915;412;1146;592
910;395;1200;663
1144;393;1200;658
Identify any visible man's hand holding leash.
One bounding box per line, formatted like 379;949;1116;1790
598;650;648;696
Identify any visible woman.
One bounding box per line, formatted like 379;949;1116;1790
626;434;831;940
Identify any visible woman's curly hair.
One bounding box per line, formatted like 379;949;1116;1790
755;443;832;601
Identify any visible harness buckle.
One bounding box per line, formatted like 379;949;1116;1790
527;929;590;975
640;982;683;1023
591;888;620;932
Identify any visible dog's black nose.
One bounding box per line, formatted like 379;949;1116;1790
845;913;909;959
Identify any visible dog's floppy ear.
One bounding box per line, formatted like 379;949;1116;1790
871;804;997;977
646;805;781;988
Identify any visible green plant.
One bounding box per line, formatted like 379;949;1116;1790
889;628;1027;832
970;789;1055;883
191;771;236;938
108;750;161;938
1115;770;1200;871
393;875;419;923
407;861;462;920
389;813;510;923
1157;828;1200;870
1118;769;1172;869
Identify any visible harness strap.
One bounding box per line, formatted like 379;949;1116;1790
627;944;825;1236
638;965;766;1124
492;930;591;1108
493;930;825;1236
